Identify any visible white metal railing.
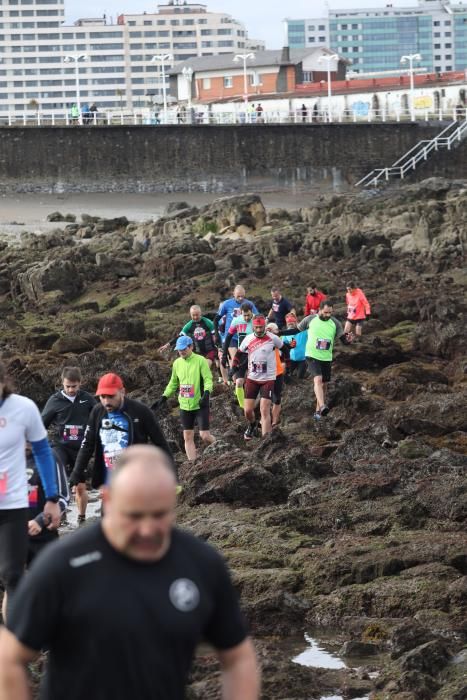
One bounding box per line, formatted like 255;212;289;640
0;106;466;127
355;118;467;187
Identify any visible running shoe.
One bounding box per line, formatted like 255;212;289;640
313;412;322;421
244;423;255;440
320;405;330;416
77;514;86;527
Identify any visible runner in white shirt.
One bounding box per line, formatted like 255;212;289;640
232;316;283;441
0;362;60;621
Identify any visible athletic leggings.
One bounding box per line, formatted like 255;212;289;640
0;508;29;620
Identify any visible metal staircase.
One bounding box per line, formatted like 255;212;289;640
356;119;467;188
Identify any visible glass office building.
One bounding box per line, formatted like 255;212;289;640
286;0;467;74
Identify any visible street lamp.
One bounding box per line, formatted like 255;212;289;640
64;54;87;122
181;66;193;112
400;53;422;121
318;53;338;123
233;52;255;119
151;53;174;124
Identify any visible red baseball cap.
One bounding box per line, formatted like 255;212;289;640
95;373;124;396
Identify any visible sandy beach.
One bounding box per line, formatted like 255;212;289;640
0;191;318;236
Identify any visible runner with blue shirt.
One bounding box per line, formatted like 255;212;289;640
281;314;308;380
214;285;259;358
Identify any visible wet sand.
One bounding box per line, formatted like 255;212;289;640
0;191;318;235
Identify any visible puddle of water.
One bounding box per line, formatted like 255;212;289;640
321;697;369;700
292;633;347;670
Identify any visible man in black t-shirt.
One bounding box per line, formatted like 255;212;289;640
0;445;260;700
267;286;295;330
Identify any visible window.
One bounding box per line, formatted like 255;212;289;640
445;54;452;59
319;36;325;41
445;43;451;48
308;36;315;42
433;20;440;26
434;54;441;60
318;24;326;30
223;76;232;88
308;24;315;30
434;43;440;48
444;31;451;36
444;20;451;25
446;66;452;71
203;77;211;88
434;32;440;37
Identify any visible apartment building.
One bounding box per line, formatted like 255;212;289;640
0;0;265;114
286;0;467;74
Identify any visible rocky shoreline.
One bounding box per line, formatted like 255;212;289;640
1;177;466;699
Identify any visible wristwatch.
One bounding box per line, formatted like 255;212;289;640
46;495;60;503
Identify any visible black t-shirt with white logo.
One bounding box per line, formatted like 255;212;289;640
270;296;294;328
8;523;248;700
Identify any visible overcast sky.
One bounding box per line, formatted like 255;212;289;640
65;0;417;48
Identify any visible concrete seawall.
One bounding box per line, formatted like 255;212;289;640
0;123;465;193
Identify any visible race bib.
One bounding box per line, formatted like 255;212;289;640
272;302;280;312
252;361;267;374
180;384;195;398
232;308;240;318
104;452;119;471
28;485;39;507
0;472;7;497
63;424;84;442
348;305;356;315
316;339;331;351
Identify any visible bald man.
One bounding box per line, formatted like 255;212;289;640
0;446;260;700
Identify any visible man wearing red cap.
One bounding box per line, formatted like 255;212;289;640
70;373;173;489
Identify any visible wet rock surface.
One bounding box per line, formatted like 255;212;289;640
0;179;466;699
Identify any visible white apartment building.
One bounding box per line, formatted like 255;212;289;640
0;0;265;115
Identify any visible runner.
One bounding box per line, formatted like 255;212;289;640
159;305;218;368
231;315;283;440
0;361;60;622
305;300;352;419
155;336;215;461
222;302;254;408
304;283;327;316
281;314;308;380
0;445;260;700
214;284;259;358
267;287;295;330
344;282;371;339
41;366;96;525
69;372;173;489
25;445;69;564
265;322;287;429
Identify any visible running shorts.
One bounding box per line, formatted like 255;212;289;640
244;379;274;401
307;358;332;383
179;404;210;431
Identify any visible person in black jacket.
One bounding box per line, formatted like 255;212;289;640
70;373;174;489
42;366;96;525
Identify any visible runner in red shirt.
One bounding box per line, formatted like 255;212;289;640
304;284;327;316
344;282;371;339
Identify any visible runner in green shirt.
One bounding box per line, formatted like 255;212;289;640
155;336;215;461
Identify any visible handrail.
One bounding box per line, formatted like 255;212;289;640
356;118;467;187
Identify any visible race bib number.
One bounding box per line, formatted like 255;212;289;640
104;452;119;471
348;305;356;315
28;485;39;507
316;338;331;351
0;472;7;497
272;302;280;312
252;361;267;374
180;384;195;398
232;308;240;318
63;424;84;442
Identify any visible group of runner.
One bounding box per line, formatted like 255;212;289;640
0;279;370;699
156;281;370;449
